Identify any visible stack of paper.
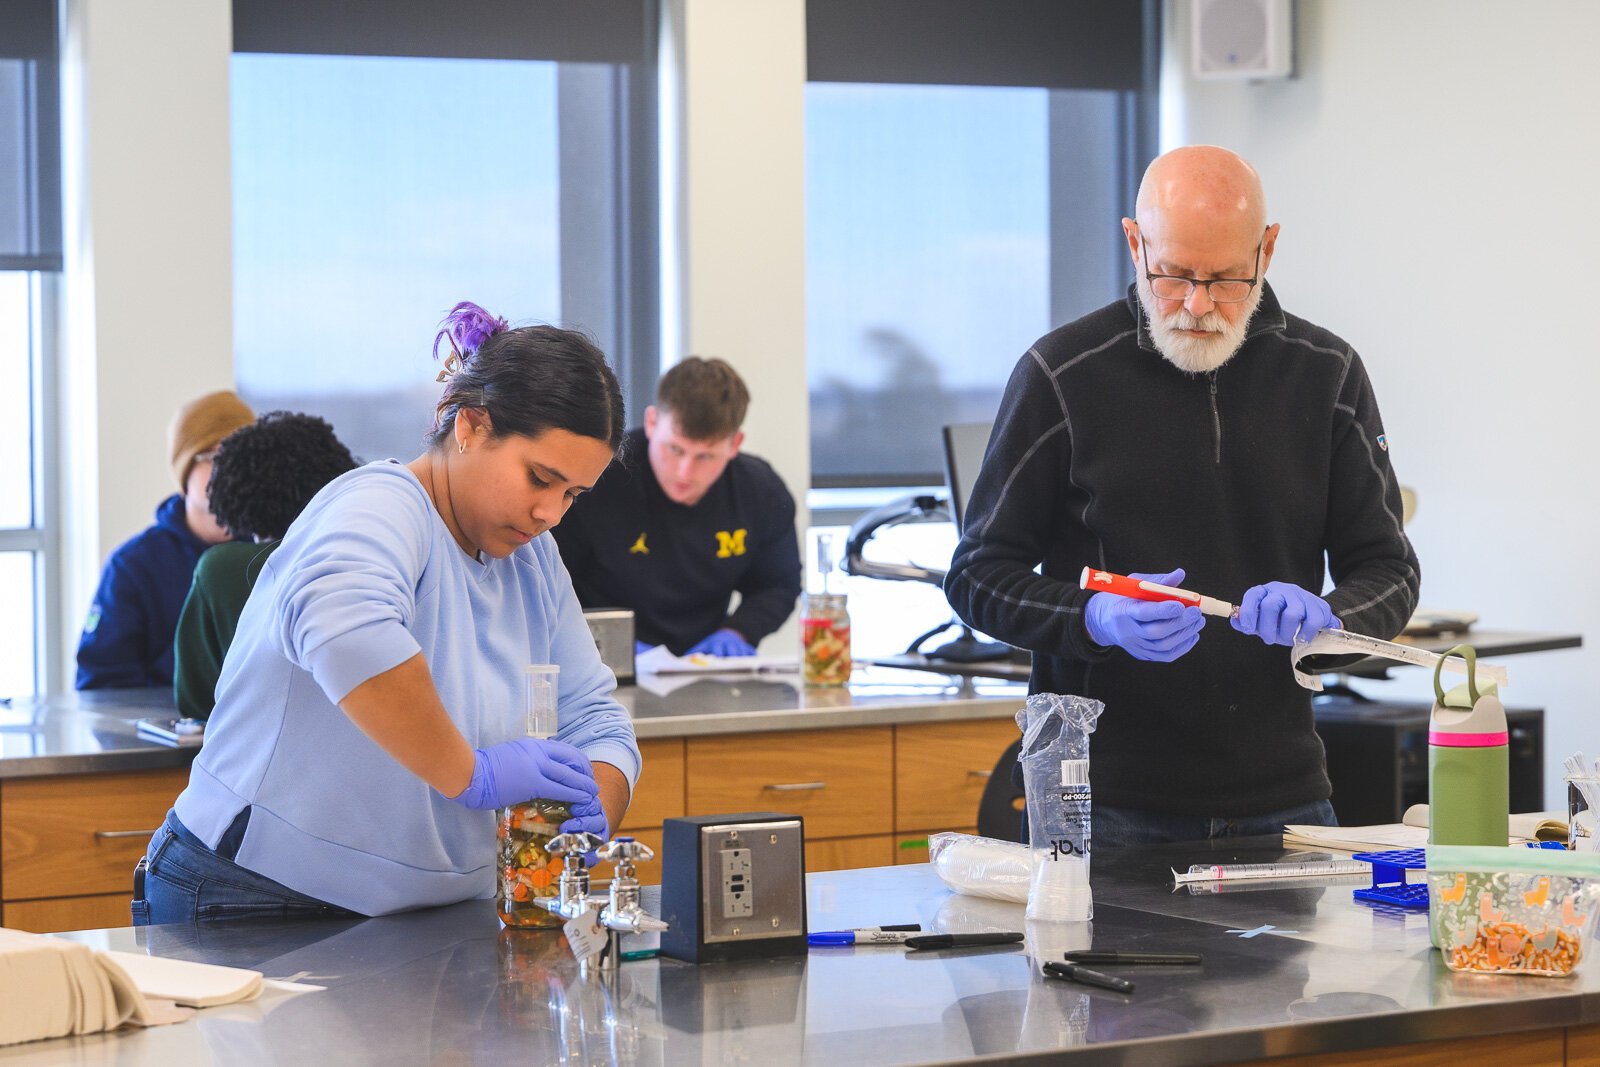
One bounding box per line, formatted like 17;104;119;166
104;950;263;1009
635;645;797;676
0;927;265;1047
1283;805;1568;853
0;928;159;1046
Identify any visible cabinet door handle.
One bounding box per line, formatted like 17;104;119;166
967;769;993;780
763;781;826;792
94;829;159;840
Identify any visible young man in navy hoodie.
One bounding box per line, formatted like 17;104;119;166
76;390;254;688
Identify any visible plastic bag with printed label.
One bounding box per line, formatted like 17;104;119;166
1017;692;1104;922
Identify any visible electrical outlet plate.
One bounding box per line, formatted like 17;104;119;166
698;821;803;945
660;812;808;963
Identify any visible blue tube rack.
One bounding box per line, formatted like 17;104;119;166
1351;847;1428;909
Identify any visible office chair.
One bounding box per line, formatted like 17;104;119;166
975;738;1027;844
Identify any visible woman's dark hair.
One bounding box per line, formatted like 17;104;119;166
208;411;359;541
427;302;626;452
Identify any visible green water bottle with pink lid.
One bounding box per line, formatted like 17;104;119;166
1428;643;1509;848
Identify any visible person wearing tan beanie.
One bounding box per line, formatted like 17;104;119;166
76;390;255;689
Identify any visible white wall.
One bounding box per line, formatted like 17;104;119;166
59;0;235;691
662;0;809;654
1165;0;1598;806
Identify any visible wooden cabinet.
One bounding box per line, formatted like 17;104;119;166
614;739;684;886
685;726;893;839
805;835;896;873
662;719;1013;876
621;739;685;831
0;713;1018;922
894;719;1018;833
1;768;187;933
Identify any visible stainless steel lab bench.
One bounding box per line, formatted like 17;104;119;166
32;838;1600;1065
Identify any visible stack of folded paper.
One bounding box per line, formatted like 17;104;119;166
0;927;267;1047
0;927;160;1046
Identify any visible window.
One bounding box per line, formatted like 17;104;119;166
231;1;658;464
806;0;1155;487
0;0;60;698
804;0;1156;656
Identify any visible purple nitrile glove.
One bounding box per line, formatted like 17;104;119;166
1231;581;1340;646
450;737;599;811
562;794;609;841
634;639;653;655
687;628;756;658
1084;567;1206;662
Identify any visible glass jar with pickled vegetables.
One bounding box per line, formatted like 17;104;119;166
801;592;851;687
496;664;569;929
496;796;571;928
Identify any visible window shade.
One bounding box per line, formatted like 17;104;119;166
807;0;1146;91
0;0;60;272
233;0;653;64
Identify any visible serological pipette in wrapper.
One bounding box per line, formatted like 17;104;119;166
1079;568;1238;618
1078;567;1510;694
1290;629;1508;693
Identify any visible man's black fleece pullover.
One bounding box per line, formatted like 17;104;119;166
945;284;1420;816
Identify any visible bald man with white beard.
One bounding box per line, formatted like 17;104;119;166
945;145;1419;848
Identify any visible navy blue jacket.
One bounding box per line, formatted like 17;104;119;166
76;494;212;689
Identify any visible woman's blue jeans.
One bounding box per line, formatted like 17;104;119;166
132;809;358;925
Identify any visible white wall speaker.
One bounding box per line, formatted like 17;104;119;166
1192;0;1294;81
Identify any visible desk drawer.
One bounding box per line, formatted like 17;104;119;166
685;727;892;839
895;719;1018;832
806;835;895;873
621;739;685;830
2;769;188;901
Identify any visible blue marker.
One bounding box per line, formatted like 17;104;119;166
807;925;921;946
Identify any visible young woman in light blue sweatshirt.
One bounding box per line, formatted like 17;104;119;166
136;303;641;921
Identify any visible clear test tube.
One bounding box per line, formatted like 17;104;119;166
525;664;559;739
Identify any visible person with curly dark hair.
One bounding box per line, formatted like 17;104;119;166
172;411;359;721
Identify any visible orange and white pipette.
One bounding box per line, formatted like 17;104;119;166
1078;567;1238;619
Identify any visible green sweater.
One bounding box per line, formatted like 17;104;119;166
173;540;280;720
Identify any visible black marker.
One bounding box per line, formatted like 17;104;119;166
903;932;1024;951
1043;961;1135;993
1062;951;1201;965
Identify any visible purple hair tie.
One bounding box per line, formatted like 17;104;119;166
433;301;510;381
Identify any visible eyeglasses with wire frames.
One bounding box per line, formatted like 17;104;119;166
1139;233;1263;303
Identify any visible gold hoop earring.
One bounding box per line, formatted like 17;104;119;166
458;441;466;455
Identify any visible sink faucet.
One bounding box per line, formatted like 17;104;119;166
598;836;669;937
537;831;605;921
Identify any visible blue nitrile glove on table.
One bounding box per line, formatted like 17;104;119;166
450;737;600;811
687;628;756;657
1231;581;1340;646
1084;568;1206;662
